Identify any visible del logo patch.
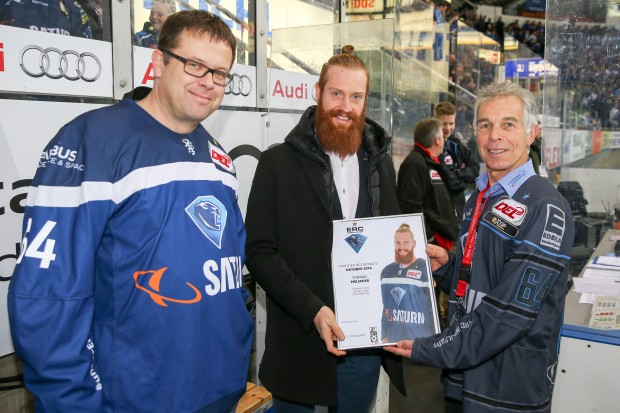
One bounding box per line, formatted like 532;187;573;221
406;269;422;279
209;142;235;173
443;155;454;166
430;169;442;183
185;195;228;248
345;234;367;253
491;197;527;225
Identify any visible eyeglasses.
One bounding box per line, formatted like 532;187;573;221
160;49;233;87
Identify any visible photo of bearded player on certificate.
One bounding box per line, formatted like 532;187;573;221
332;214;440;350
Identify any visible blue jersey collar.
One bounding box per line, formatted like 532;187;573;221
476;159;535;198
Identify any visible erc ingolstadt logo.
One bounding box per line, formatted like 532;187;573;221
345;234;368;253
185;195;227;249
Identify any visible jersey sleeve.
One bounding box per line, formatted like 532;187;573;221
8;120;111;411
411;195;574;369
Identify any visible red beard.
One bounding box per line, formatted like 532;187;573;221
315;105;366;157
395;248;414;265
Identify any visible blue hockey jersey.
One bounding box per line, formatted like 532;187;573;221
380;258;437;342
411;161;575;412
8;98;253;412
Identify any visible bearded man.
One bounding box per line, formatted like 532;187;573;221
380;223;436;343
246;45;405;412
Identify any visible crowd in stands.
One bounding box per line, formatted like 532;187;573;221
448;5;620;132
547;22;620;130
457;7;545;57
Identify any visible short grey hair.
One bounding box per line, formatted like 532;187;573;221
413;118;443;148
473;80;539;134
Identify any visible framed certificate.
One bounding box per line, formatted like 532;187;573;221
331;214;441;350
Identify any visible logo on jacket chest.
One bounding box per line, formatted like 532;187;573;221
491;197;527;224
185;195;228;249
429;169;443;184
484;197;527;237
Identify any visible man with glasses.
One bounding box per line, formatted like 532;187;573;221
8;10;252;413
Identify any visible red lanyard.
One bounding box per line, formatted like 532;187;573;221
456;184;490;298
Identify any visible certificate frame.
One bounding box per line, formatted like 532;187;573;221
331;214;441;350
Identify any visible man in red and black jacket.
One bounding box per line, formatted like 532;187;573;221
397;117;458;251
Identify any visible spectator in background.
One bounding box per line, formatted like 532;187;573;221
496;16;505;48
435;101;480;230
135;0;176;48
397;118;457;251
79;0;103;40
0;0;92;38
433;1;448;61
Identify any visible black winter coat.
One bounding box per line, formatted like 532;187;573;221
397;146;458;242
245;106;405;406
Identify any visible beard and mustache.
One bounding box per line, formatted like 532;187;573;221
395;248;414;265
314;104;366;157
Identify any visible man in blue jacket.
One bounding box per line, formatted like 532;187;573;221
8;10;252;413
386;80;575;413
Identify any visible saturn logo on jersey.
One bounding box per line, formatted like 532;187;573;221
134;256;244;306
345;234;367;253
134;267;202;307
185;196;227;248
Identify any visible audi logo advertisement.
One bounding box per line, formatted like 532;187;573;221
0;25;113;97
225;73;252;97
20;46;102;82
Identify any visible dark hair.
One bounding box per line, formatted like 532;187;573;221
158;10;236;67
435;101;456;117
414;118;443;148
317;45;369;95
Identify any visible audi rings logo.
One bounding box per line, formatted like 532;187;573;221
19;45;102;82
225;73;252;97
